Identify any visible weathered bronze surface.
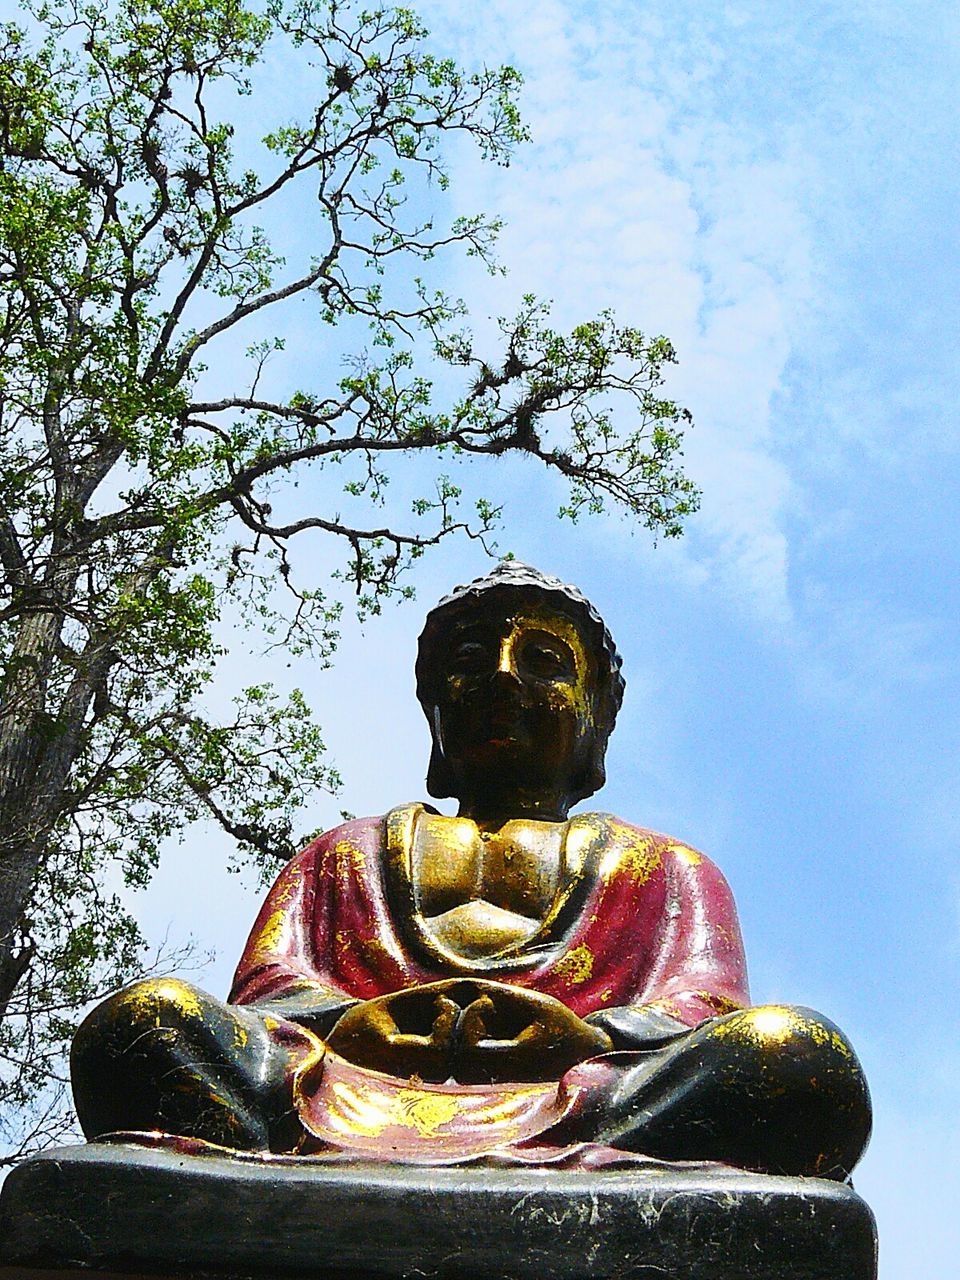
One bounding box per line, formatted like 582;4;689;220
68;562;871;1173
0;1140;878;1280
2;562;876;1275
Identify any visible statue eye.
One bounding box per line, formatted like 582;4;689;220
522;640;572;678
449;640;490;672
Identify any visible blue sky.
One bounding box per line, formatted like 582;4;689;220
127;3;959;1273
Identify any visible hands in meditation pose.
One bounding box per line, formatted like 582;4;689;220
72;563;871;1176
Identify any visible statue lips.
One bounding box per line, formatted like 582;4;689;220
483;715;534;757
486;698;527;745
454;686;533;752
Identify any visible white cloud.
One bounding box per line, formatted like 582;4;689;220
415;0;958;713
420;0;819;629
792;580;947;709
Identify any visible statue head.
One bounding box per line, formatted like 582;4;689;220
416;561;624;814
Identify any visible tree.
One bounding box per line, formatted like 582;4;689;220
0;0;699;1160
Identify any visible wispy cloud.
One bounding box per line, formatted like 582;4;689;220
421;0;821;629
419;0;956;709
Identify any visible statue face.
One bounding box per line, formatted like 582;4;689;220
432;606;598;805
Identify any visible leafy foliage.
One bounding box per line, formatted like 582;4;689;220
0;0;698;1160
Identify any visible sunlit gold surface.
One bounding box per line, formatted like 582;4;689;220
412;812;565;958
553;944;595;986
384;805;605;977
122;977;205;1025
70;567;871;1178
497;608;595;725
600;822;663;884
294;1048;564;1158
668;843;703;867
326;978;612;1085
709;1005;854;1060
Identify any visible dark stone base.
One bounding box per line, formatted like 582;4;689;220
0;1142;877;1279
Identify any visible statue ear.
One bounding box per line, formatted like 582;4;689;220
426;708;454;798
569;711;610;804
569;746;606;804
426;739;454;799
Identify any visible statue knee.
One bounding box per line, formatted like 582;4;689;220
710;1004;865;1083
71;978;236;1142
115;977;208;1031
74;978;209;1066
703;1003;871;1176
735;1004;864;1076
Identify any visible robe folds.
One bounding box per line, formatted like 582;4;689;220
226;806;754;1162
73;804;868;1173
231;805;749;1027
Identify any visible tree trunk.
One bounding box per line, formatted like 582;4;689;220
0;609;68;1021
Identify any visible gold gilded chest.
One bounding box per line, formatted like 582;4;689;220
410;813;565;959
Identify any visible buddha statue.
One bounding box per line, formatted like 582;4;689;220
71;562;871;1178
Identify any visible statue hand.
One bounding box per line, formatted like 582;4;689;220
455;985;612;1084
327;979;612;1084
326;989;461;1080
460;994;498;1047
459;993;568;1059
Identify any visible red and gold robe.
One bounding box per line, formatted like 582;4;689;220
228;806;749;1161
232;805;748;1025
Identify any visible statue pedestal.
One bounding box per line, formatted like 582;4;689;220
0;1141;876;1280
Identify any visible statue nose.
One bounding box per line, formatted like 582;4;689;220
490;665;522;693
494;639;522;686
